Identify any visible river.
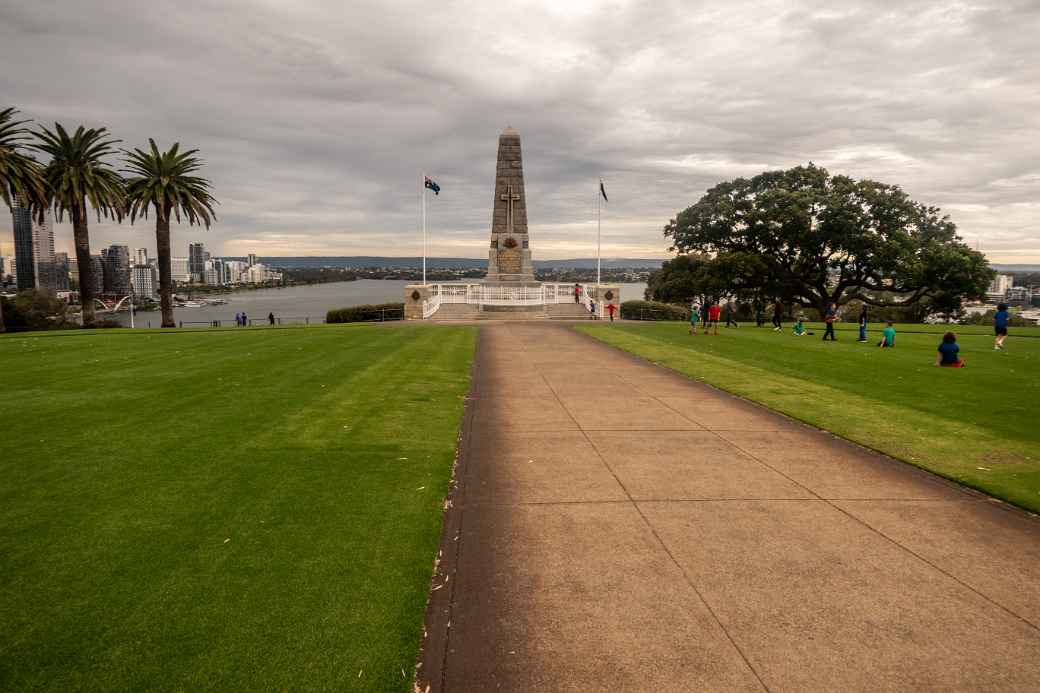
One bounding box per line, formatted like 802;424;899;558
115;280;649;327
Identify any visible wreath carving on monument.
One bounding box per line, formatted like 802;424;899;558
605;290;614;301
503;237;518;249
411;290;421;301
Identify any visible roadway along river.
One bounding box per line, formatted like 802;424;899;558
115;280;649;327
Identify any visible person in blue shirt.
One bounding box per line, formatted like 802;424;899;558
993;303;1010;351
935;331;965;368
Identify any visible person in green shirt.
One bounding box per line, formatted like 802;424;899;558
689;303;700;335
793;318;807;336
877;322;896;348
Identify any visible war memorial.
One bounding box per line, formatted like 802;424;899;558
404;127;620;320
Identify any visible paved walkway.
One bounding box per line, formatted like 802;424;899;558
420;323;1040;692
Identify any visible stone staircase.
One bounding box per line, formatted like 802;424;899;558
546;303;595;320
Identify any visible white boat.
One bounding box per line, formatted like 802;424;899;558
182;301;203;308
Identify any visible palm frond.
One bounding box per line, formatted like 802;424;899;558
122;139;218;228
32;122;125;222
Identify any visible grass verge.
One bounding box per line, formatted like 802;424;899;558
575;321;1040;513
0;324;475;692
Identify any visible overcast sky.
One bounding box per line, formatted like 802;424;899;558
1;0;1038;262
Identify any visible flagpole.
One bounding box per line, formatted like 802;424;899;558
422;171;427;286
596;181;602;287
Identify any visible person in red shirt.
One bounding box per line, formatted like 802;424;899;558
606;302;617;322
707;302;722;335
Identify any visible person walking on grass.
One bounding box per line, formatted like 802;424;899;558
606;302;616;322
936;331;966;368
268;312;275;326
858;304;868;342
689;303;700;335
707;301;722;335
235;311;241;327
994;303;1010;350
772;300;783;331
878;321;896;348
700;302;710;330
822;303;838;341
725;301;740;328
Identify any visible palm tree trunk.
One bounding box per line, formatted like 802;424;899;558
156;206;175;328
72;203;97;328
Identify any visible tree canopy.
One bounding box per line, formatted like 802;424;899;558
663;164;993;312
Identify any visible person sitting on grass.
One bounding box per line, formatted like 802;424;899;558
793;317;807;336
877;321;896;348
689;304;700;335
994;303;1010;351
936;331;966;368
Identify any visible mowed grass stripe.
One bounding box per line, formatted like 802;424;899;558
0;325;475;692
575;322;1040;513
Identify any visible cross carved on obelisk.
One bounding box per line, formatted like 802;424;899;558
500;185;521;233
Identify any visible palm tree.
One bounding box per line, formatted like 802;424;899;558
0;107;48;333
123;139;217;328
33;123;124;328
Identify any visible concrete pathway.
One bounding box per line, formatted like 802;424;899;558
420;323;1040;692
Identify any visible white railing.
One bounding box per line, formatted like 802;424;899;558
418;282;603;318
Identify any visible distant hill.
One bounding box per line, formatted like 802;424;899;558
992;264;1040;273
236;256;666;270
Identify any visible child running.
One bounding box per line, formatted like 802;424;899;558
877;321;896;348
994;303;1010;350
936;331;966;368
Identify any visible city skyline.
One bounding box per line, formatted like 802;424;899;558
1;1;1039;262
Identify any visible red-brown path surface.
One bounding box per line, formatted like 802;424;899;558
419;323;1040;692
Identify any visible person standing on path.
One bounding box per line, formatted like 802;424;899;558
589;300;597;320
606;303;617;322
268;312;275;326
994;303;1010;350
822;303;838;341
689;303;700;335
772;300;783;331
707;301;722;335
858;305;868;342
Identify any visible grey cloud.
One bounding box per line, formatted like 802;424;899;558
1;0;1038;262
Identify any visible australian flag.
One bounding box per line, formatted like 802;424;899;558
424;176;441;195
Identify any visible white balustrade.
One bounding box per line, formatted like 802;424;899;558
418;282;603;318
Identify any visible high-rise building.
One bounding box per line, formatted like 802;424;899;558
11;205;58;291
247;253;257;267
131;264;158;299
171;257;190;283
986;274;1014;302
53;252;71;291
188;242;206;283
101;245;132;296
135;248;149;266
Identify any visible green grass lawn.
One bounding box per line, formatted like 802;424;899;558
0;324;475;692
576;321;1040;513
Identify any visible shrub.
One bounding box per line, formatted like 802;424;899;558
326;303;404;323
620;300;690;321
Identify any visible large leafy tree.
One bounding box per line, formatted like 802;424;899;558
33;123;125;328
0;107;48;333
123;139;217;328
664;164;994;313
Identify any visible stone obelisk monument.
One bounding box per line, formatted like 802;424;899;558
485;127;536;284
